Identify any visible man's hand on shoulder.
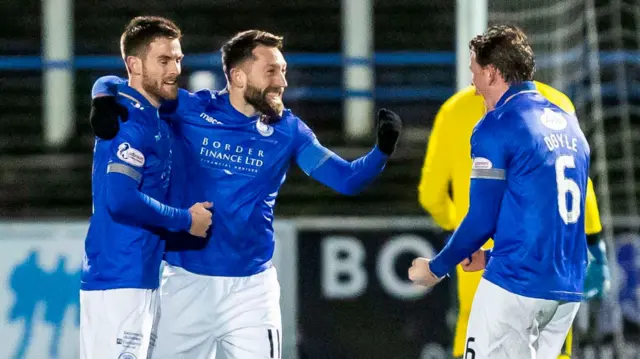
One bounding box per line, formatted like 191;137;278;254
90;95;129;140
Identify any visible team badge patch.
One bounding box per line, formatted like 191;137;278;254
256;120;274;137
117;142;145;167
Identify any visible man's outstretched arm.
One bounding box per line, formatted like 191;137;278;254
295;109;402;195
409;114;509;285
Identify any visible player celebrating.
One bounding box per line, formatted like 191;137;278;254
89;29;402;359
80;16;213;359
409;25;591;358
417;52;609;359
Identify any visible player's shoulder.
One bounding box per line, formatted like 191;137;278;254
116;95;153;127
118;96;146;115
270;108;298;127
534;81;575;114
472;111;499;136
472;106;521;145
112;100;154;143
176;88;216;110
114;86;158;124
276;109;316;137
493;86;547;121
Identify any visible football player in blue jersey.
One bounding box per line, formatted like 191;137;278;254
80;16;213;359
89;29;402;359
408;25;590;358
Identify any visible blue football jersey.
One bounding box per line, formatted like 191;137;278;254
82;85;175;290
162;89;322;276
476;82;590;302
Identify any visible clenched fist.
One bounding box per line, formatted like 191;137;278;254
188;202;213;238
460;249;487;272
408;257;442;287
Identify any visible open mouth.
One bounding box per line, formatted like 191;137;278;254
265;90;282;101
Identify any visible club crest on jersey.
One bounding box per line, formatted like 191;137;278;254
117;142;145;167
472;157;493;169
256;120;274;137
540;108;567;130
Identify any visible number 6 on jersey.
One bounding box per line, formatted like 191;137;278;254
555;155;581;224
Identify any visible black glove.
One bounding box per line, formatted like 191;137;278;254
376;108;403;155
89;96;129;140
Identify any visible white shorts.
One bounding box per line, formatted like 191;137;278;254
465;278;580;359
150;263;282;359
80;288;159;359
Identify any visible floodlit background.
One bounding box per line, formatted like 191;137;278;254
0;0;638;358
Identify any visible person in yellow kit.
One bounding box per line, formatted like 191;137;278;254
418;81;611;359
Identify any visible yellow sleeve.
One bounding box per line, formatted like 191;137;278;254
418;104;457;230
551;92;576;115
585;177;603;235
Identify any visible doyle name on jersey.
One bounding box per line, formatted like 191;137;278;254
540;108;579;154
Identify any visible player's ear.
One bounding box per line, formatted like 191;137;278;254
487;65;498;86
125;56;142;76
230;67;246;88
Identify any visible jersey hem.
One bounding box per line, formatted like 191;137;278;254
483;272;583;302
80;279;159;291
164;258;273;277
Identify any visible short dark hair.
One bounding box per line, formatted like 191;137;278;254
220;30;284;78
469;25;535;84
120;16;182;59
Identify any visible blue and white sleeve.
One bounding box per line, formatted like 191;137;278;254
294;119;388;195
429;116;509;278
105;120;191;232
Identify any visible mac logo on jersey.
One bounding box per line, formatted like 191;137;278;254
540;108;567;130
256;121;274;137
117;142;145;167
472;157;493;169
200;113;223;125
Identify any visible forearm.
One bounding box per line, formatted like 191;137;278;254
309;146;388;195
429;179;505;277
106;171;191;231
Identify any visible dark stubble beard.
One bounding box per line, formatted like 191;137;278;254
141;64;178;102
243;83;284;119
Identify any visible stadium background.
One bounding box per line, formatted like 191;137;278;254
0;0;638;358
